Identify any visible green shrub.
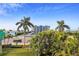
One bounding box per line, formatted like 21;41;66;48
30;30;78;56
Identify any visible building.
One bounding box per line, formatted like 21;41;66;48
2;35;31;45
34;25;50;34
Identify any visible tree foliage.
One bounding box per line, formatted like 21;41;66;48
55;20;70;32
31;30;79;56
16;16;34;34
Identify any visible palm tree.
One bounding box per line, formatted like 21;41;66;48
55;20;70;32
16;16;34;47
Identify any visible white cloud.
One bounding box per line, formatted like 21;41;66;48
0;3;23;30
0;20;17;31
0;3;22;8
0;3;23;16
33;4;70;14
5;3;23;10
7;3;22;7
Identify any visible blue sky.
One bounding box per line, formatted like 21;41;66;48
0;3;79;30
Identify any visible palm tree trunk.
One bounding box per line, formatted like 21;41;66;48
23;30;27;48
4;39;6;46
7;38;9;46
23;34;26;48
4;39;7;48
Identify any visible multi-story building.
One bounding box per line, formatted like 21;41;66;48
34;25;50;34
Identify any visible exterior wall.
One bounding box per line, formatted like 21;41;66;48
2;35;31;45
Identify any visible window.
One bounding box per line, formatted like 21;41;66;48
13;40;22;42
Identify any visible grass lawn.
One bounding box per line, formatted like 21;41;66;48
0;48;34;56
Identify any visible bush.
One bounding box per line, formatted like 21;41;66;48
30;30;78;56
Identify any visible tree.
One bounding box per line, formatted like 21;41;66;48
55;20;70;32
31;30;54;56
16;16;34;47
7;34;13;46
31;30;78;56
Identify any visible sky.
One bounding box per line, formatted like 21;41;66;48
0;3;79;30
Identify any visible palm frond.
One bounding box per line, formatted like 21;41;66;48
64;25;70;29
23;25;29;33
26;26;29;32
24;16;30;21
16;16;34;33
16;22;21;25
55;26;59;30
17;24;22;31
28;22;34;28
57;21;60;24
61;20;64;24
